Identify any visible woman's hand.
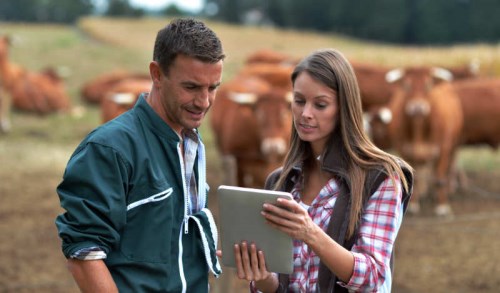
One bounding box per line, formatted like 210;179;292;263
234;241;272;282
262;198;320;243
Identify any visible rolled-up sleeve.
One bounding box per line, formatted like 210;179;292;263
55;142;130;259
340;176;403;292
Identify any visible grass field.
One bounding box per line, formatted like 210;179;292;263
1;17;500;292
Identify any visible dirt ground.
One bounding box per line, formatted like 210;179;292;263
1;141;500;293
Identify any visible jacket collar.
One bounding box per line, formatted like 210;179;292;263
134;93;183;142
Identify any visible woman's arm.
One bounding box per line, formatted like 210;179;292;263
261;198;355;282
343;177;403;291
262;176;403;290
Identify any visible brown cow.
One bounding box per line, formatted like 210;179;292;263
0;35;71;115
14;67;72;114
101;78;152;123
384;67;463;216
451;77;500;148
363;69;495;202
447;59;480;80
351;61;396;112
81;70;150;104
210;74;293;188
0;35;17;131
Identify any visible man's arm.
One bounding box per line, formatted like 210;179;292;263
67;259;118;293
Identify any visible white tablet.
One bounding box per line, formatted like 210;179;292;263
217;185;294;274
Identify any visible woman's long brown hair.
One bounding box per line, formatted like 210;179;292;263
274;48;412;238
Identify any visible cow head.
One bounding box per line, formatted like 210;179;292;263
0;35;11;60
385;66;452;162
101;92;136;123
385;67;441;127
445;59;481;80
228;89;293;163
100;79;151;123
0;35;23;63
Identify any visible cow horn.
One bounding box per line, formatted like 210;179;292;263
228;92;258;104
285;91;294;103
431;67;453;81
385;68;405;83
110;93;137;105
378;107;393;124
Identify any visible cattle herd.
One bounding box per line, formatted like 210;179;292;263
0;34;151;127
1;33;499;217
211;49;500;218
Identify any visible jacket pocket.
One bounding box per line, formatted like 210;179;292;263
120;185;175;263
127;188;173;211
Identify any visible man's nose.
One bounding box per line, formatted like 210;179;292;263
194;89;211;108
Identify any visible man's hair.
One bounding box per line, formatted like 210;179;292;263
153;18;225;75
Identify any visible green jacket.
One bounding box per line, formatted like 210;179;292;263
55;95;220;293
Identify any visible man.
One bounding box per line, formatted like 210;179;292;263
55;18;225;292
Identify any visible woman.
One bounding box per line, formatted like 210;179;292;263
233;48;413;292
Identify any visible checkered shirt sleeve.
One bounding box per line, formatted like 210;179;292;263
341;175;403;292
70;246;107;260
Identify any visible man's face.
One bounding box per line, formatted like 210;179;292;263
154;54;223;135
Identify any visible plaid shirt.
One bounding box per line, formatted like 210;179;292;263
288;174;403;292
182;129;200;214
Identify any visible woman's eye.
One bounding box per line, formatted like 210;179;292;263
315;103;327;109
294;99;305;105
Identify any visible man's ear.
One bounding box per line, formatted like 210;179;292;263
149;61;162;85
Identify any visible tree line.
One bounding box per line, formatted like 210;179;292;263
212;0;500;45
0;0;94;24
1;0;499;45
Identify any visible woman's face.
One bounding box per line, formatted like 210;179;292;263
292;71;339;154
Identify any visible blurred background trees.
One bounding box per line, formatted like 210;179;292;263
1;0;499;45
0;0;94;23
